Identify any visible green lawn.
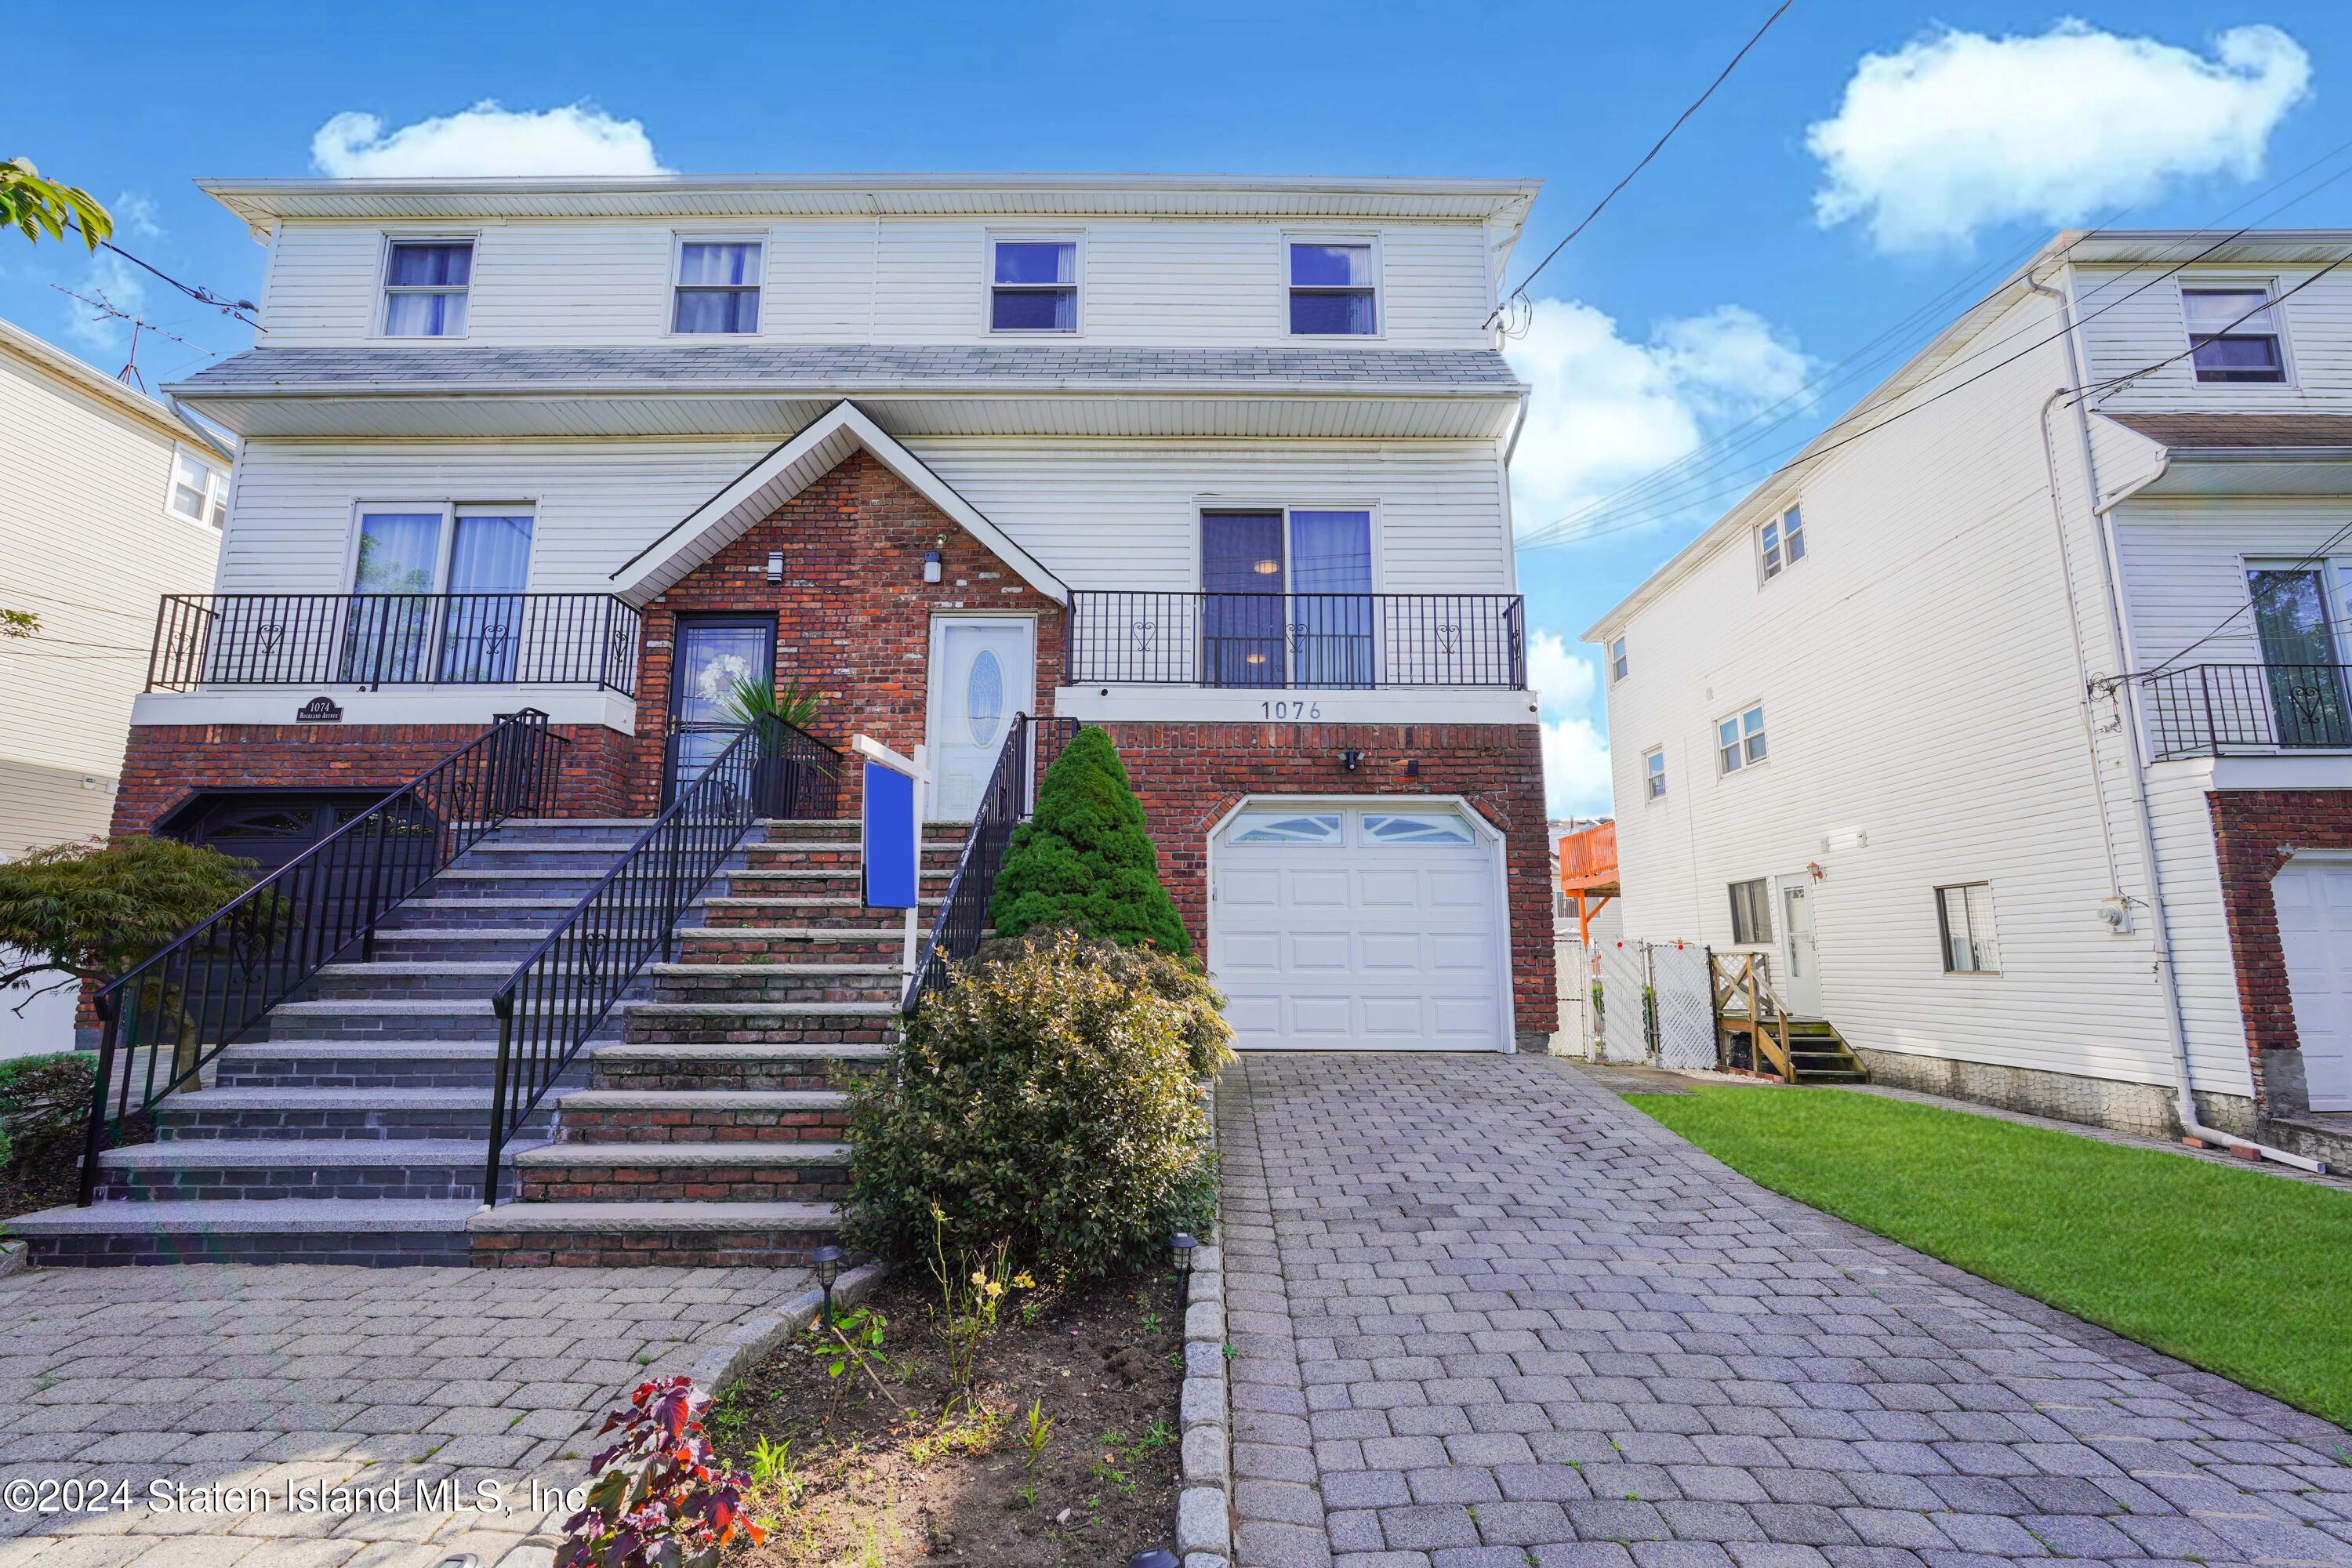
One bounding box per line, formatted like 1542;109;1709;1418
1625;1086;2352;1428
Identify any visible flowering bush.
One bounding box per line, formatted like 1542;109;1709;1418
556;1376;761;1568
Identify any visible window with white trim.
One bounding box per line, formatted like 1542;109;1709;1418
169;450;228;529
1760;506;1806;579
381;240;473;336
989;238;1078;332
1729;878;1773;945
1229;811;1343;844
1643;748;1666;800
1610;637;1629;682
2183;286;2285;383
673;240;763;334
1717;704;1766;774
1288;240;1377;336
1936;882;2000;973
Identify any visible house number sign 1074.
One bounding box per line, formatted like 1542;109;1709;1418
296;696;344;723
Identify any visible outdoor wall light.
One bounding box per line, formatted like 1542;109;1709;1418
1169;1232;1197;1311
1405;758;1420;778
1341;749;1362;771
922;549;942;583
1130;1550;1181;1568
812;1244;846;1325
766;550;783;583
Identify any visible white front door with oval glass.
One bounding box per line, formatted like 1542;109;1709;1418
928;617;1036;822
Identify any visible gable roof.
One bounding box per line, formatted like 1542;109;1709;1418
609;401;1067;603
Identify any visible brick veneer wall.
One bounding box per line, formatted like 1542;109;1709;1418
111;721;632;837
1099;720;1558;1040
2207;788;2352;1112
622;449;1064;814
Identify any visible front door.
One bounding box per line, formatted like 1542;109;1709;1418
1778;875;1823;1018
929;617;1036;821
665;615;774;804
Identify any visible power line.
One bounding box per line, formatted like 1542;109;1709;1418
2134;519;2352;678
1489;0;1792;328
49;285;217;392
63;216;260;329
2071;249;2352;404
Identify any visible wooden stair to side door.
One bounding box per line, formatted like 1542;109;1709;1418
1784;1019;1869;1084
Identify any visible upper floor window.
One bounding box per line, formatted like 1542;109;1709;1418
673;241;763;335
1610;637;1629;682
1760;506;1806;579
169;450;228;529
2183;287;2285;383
1718;703;1766;774
381;241;472;337
1643;748;1666;800
1936;882;2000;974
990;239;1078;332
1729;877;1773;945
1289;241;1377;336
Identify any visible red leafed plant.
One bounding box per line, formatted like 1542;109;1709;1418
556;1376;763;1568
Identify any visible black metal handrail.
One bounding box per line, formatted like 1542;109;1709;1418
1065;590;1526;688
480;716;842;1204
903;714;1080;1013
2139;662;2352;759
147;592;643;695
78;710;561;1203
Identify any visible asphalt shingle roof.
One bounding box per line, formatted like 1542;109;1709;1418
2103;412;2352;449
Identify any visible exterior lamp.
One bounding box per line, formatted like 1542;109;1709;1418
811;1245;846;1325
922;549;942;583
1130;1551;1181;1568
1169;1232;1197;1311
1341;748;1362;771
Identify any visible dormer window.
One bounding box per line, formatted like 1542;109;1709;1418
381;241;472;337
989;239;1078;332
673;240;763;335
1289;241;1377;336
2184;287;2285;383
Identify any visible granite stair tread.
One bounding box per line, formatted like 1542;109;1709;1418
591;1040;890;1063
622;1000;900;1017
99;1138;524;1169
512;1141;851;1167
9;1198;477;1234
467;1200;842;1234
551;1088;845;1111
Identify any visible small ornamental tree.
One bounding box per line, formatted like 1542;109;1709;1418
0;837;256;1003
989;726;1190;955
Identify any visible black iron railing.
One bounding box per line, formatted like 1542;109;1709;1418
147;592;643;695
480;717;841;1203
2140;662;2352;759
903;714;1080;1013
79;711;561;1203
1065;591;1526;688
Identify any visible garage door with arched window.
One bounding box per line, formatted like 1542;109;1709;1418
1209;800;1512;1051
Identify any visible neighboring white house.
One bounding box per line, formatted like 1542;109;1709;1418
0;316;229;1056
1588;230;2352;1166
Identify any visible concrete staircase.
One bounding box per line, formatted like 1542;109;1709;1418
13;818;956;1268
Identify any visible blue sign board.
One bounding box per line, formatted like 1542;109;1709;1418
862;760;918;909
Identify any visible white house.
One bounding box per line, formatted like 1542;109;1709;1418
0;316;228;1056
1588;230;2352;1169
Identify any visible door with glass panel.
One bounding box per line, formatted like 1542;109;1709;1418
928;617;1037;821
342;508;534;684
1199;509;1374;688
666;616;775;805
2249;565;2350;748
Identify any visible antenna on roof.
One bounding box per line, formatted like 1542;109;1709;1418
48;285;217;394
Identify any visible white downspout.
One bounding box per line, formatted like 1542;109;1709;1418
2029;274;2326;1174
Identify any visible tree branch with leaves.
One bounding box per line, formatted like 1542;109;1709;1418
1;158;110;251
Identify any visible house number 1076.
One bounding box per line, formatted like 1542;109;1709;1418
1261;700;1323;720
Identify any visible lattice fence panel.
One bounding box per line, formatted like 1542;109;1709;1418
1649;942;1718;1072
1596;939;1651;1064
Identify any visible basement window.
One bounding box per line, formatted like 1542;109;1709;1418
1937;882;2001;973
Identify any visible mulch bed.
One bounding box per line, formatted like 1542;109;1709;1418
0;1153;80;1223
711;1266;1185;1567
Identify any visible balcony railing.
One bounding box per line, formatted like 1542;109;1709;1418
2140;662;2352;759
147;593;643;696
1065;590;1526;689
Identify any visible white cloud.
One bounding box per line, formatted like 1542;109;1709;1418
1809;21;2312;252
1527;630;1595;715
311;101;669;179
111;191;162;238
1504;299;1811;536
61;252;147;355
1541;716;1614;818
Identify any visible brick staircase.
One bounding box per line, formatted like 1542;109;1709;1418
14;818;958;1268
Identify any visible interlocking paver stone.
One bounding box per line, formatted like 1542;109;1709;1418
1217;1054;2352;1566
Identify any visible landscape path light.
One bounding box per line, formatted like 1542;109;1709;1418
812;1244;846;1327
1170;1231;1197;1312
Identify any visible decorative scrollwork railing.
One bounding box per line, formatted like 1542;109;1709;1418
1065;591;1526;689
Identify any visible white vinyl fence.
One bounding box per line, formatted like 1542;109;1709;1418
1551;936;1595;1058
1586;938;1719;1071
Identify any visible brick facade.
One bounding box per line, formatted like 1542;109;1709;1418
1099;720;1559;1040
2207;787;2352;1112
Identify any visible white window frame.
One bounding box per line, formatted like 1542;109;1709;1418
1642;746;1666;802
1609;637;1629;683
341;500;539;596
1716;702;1767;776
1936;881;2001;975
376;234;477;340
983;232;1083;336
1283;232;1384;339
166;446;230;531
2179;277;2294;388
1759;505;1806;581
2242;554;2352;666
668;234;767;337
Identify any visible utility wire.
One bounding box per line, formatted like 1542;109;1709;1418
1489;0;1793;328
2071;249;2352;403
2134;519;2352;678
63;216;260;329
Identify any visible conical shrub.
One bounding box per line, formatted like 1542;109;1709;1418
989;726;1191;954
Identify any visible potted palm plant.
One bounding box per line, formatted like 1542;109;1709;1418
722;677;825;818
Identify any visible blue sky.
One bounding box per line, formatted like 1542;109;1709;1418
9;0;2350;814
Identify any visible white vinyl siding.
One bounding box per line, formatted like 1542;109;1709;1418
256;217;1498;350
2110;498;2352;670
2074;261;2352;413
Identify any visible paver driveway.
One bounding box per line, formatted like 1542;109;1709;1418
1216;1054;2352;1568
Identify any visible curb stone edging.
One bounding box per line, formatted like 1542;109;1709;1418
1175;1074;1233;1568
0;1241;25;1279
683;1260;890;1389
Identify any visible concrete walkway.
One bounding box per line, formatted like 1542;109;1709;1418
1216;1054;2352;1568
0;1263;808;1566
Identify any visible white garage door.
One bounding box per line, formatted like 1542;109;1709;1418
2275;857;2352;1112
1210;802;1509;1051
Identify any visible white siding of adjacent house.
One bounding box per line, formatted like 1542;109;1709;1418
1598;290;2231;1094
0;341;223;855
254;217;1497;350
2074;261;2352;413
217;437;1515;597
